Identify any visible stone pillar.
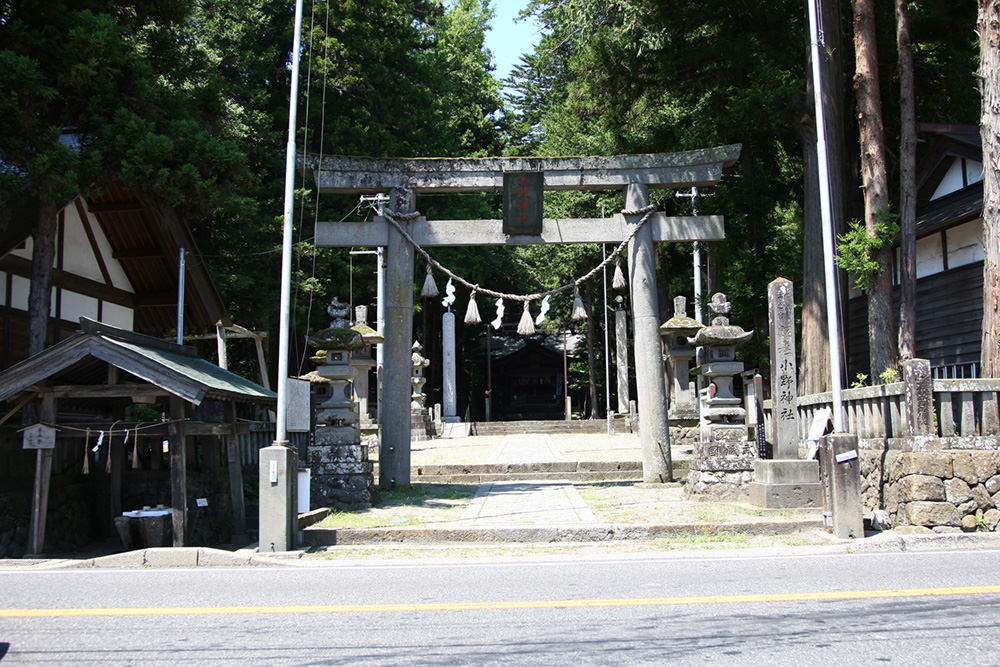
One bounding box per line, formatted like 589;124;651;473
626;183;672;483
819;432;864;539
768;277;800;458
614;297;630;415
902;358;933;436
381;187;415;488
259;444;296;552
442;311;458;422
748;278;822;509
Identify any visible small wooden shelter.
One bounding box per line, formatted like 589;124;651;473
0;318;275;555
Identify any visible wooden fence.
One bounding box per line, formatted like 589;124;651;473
763;362;1000;445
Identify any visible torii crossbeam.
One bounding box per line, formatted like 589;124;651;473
305;145;741;485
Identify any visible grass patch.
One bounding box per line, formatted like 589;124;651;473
311;483;479;530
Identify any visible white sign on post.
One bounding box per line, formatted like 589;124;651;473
20;424;57;450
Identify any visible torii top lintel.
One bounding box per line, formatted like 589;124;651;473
304;145;741;194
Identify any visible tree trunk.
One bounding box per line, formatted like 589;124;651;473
585;280;600;419
980;0;1000;377
798;0;848;395
26;203;58;358
897;0;917;361
852;0;897;379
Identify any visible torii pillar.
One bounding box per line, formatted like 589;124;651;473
627;183;672;482
381;187;415;488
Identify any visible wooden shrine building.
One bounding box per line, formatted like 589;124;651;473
0;319;275;555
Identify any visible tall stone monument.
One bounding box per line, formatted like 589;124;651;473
748;278;822;508
683;293;755;499
306;298;378;509
614;295;630;415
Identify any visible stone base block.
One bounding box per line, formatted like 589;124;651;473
749;458;822;508
748;481;823;509
753;459;820;484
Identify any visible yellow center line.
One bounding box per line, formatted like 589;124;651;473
3;585;999;618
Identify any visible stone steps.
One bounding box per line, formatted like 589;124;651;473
467;419;634;436
372;460;689;484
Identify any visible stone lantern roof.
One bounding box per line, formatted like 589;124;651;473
659;295;704;336
687;293;753;346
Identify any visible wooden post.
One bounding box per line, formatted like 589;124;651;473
27;394;55;556
216;323;228;370
169;395;187;547
110;424;123;523
224;401;247;542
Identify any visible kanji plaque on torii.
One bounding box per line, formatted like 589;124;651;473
503;171;543;235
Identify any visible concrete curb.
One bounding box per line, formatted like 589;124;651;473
846;530;1000;554
300;519;824;546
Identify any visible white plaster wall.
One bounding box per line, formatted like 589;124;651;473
932;160;965;200
60;203;104;282
9;237;32;260
87;211;134;292
10;274;29;310
916;232;944;278
101;301;133;330
947;219;984;268
931;158;984;200
60;290;99;324
966;159;983;185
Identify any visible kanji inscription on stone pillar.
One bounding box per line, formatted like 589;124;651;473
768;277;799;459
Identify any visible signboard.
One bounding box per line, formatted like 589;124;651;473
503;171;543;236
285;377;311;433
21;424;57;450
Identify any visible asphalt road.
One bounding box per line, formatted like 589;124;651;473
2;548;1000;665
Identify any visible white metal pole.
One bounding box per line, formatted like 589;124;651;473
176;247;185;345
808;0;845;431
275;0;305;444
602;241;612;434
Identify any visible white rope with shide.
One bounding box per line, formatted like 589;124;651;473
381;204;657;309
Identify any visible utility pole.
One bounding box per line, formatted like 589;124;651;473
675;187;713;324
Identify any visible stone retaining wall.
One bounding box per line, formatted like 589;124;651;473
860;447;1000;532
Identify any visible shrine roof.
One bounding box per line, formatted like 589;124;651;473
0;318;275;405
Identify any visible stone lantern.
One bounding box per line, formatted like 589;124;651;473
683;292;756;500
659;295;703;420
306;298;377;509
350;305;383;429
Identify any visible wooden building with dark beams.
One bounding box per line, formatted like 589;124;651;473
0;184;230;368
847;126;986;380
0;319;276;555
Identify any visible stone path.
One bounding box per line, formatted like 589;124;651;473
459;480;596;526
487;433;562;463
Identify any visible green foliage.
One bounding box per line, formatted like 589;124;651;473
834;212;900;292
879;367;900;384
851;373;868;389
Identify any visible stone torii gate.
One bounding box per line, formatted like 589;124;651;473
306;146;740;485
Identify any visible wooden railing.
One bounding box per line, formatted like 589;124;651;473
763;365;1000;442
933;379;1000;437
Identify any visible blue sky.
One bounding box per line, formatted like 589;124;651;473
483;0;541;83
